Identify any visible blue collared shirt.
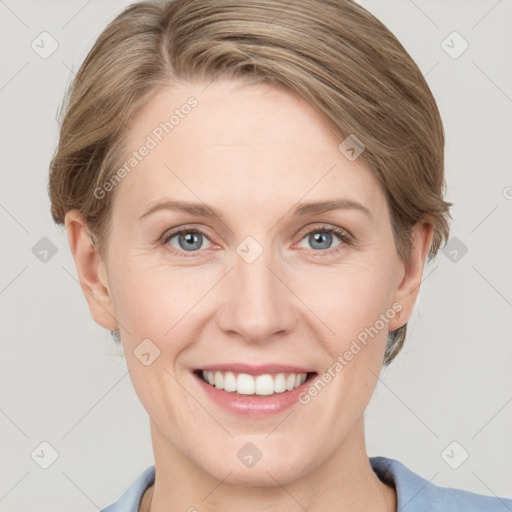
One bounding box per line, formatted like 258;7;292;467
101;456;512;511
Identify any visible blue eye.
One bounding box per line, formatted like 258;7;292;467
298;228;347;251
163;229;212;253
161;224;352;258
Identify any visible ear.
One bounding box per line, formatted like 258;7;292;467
64;210;118;330
388;219;434;331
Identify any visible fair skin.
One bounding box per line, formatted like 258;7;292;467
65;79;432;512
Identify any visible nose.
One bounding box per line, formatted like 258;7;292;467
216;244;298;344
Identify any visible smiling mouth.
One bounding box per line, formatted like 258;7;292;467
193;369;317;397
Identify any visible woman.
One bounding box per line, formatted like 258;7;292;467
48;0;512;511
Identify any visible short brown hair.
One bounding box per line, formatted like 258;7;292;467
48;0;452;365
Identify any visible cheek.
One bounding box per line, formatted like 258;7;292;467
294;263;395;437
109;257;207;342
109;245;398;357
302;259;397;350
109;261;201;416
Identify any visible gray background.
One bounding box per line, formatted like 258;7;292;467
1;0;511;510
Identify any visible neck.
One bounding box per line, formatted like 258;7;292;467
145;417;396;512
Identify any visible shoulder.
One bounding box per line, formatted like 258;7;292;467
100;465;155;512
370;456;512;512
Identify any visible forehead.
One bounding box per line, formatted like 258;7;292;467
114;79;387;219
130;79;332;144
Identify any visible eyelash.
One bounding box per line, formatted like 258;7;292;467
160;224;353;259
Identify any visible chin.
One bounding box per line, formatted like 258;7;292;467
196;443;316;487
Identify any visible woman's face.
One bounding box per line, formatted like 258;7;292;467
79;79;429;485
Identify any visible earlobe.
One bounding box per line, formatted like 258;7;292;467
388;220;434;331
64;210;118;330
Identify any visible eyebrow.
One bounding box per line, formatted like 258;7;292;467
138;198;372;221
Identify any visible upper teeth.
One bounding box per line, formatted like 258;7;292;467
201;370;308;395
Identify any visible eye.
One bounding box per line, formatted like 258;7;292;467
162;227;212;255
296;224;352;255
160;223;353;258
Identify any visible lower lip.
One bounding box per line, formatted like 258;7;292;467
193;371;317;417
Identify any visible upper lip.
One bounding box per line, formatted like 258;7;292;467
195;363;316;376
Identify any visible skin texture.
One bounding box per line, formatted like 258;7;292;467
65;79;433;511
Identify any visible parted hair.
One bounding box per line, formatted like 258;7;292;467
48;0;452;365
